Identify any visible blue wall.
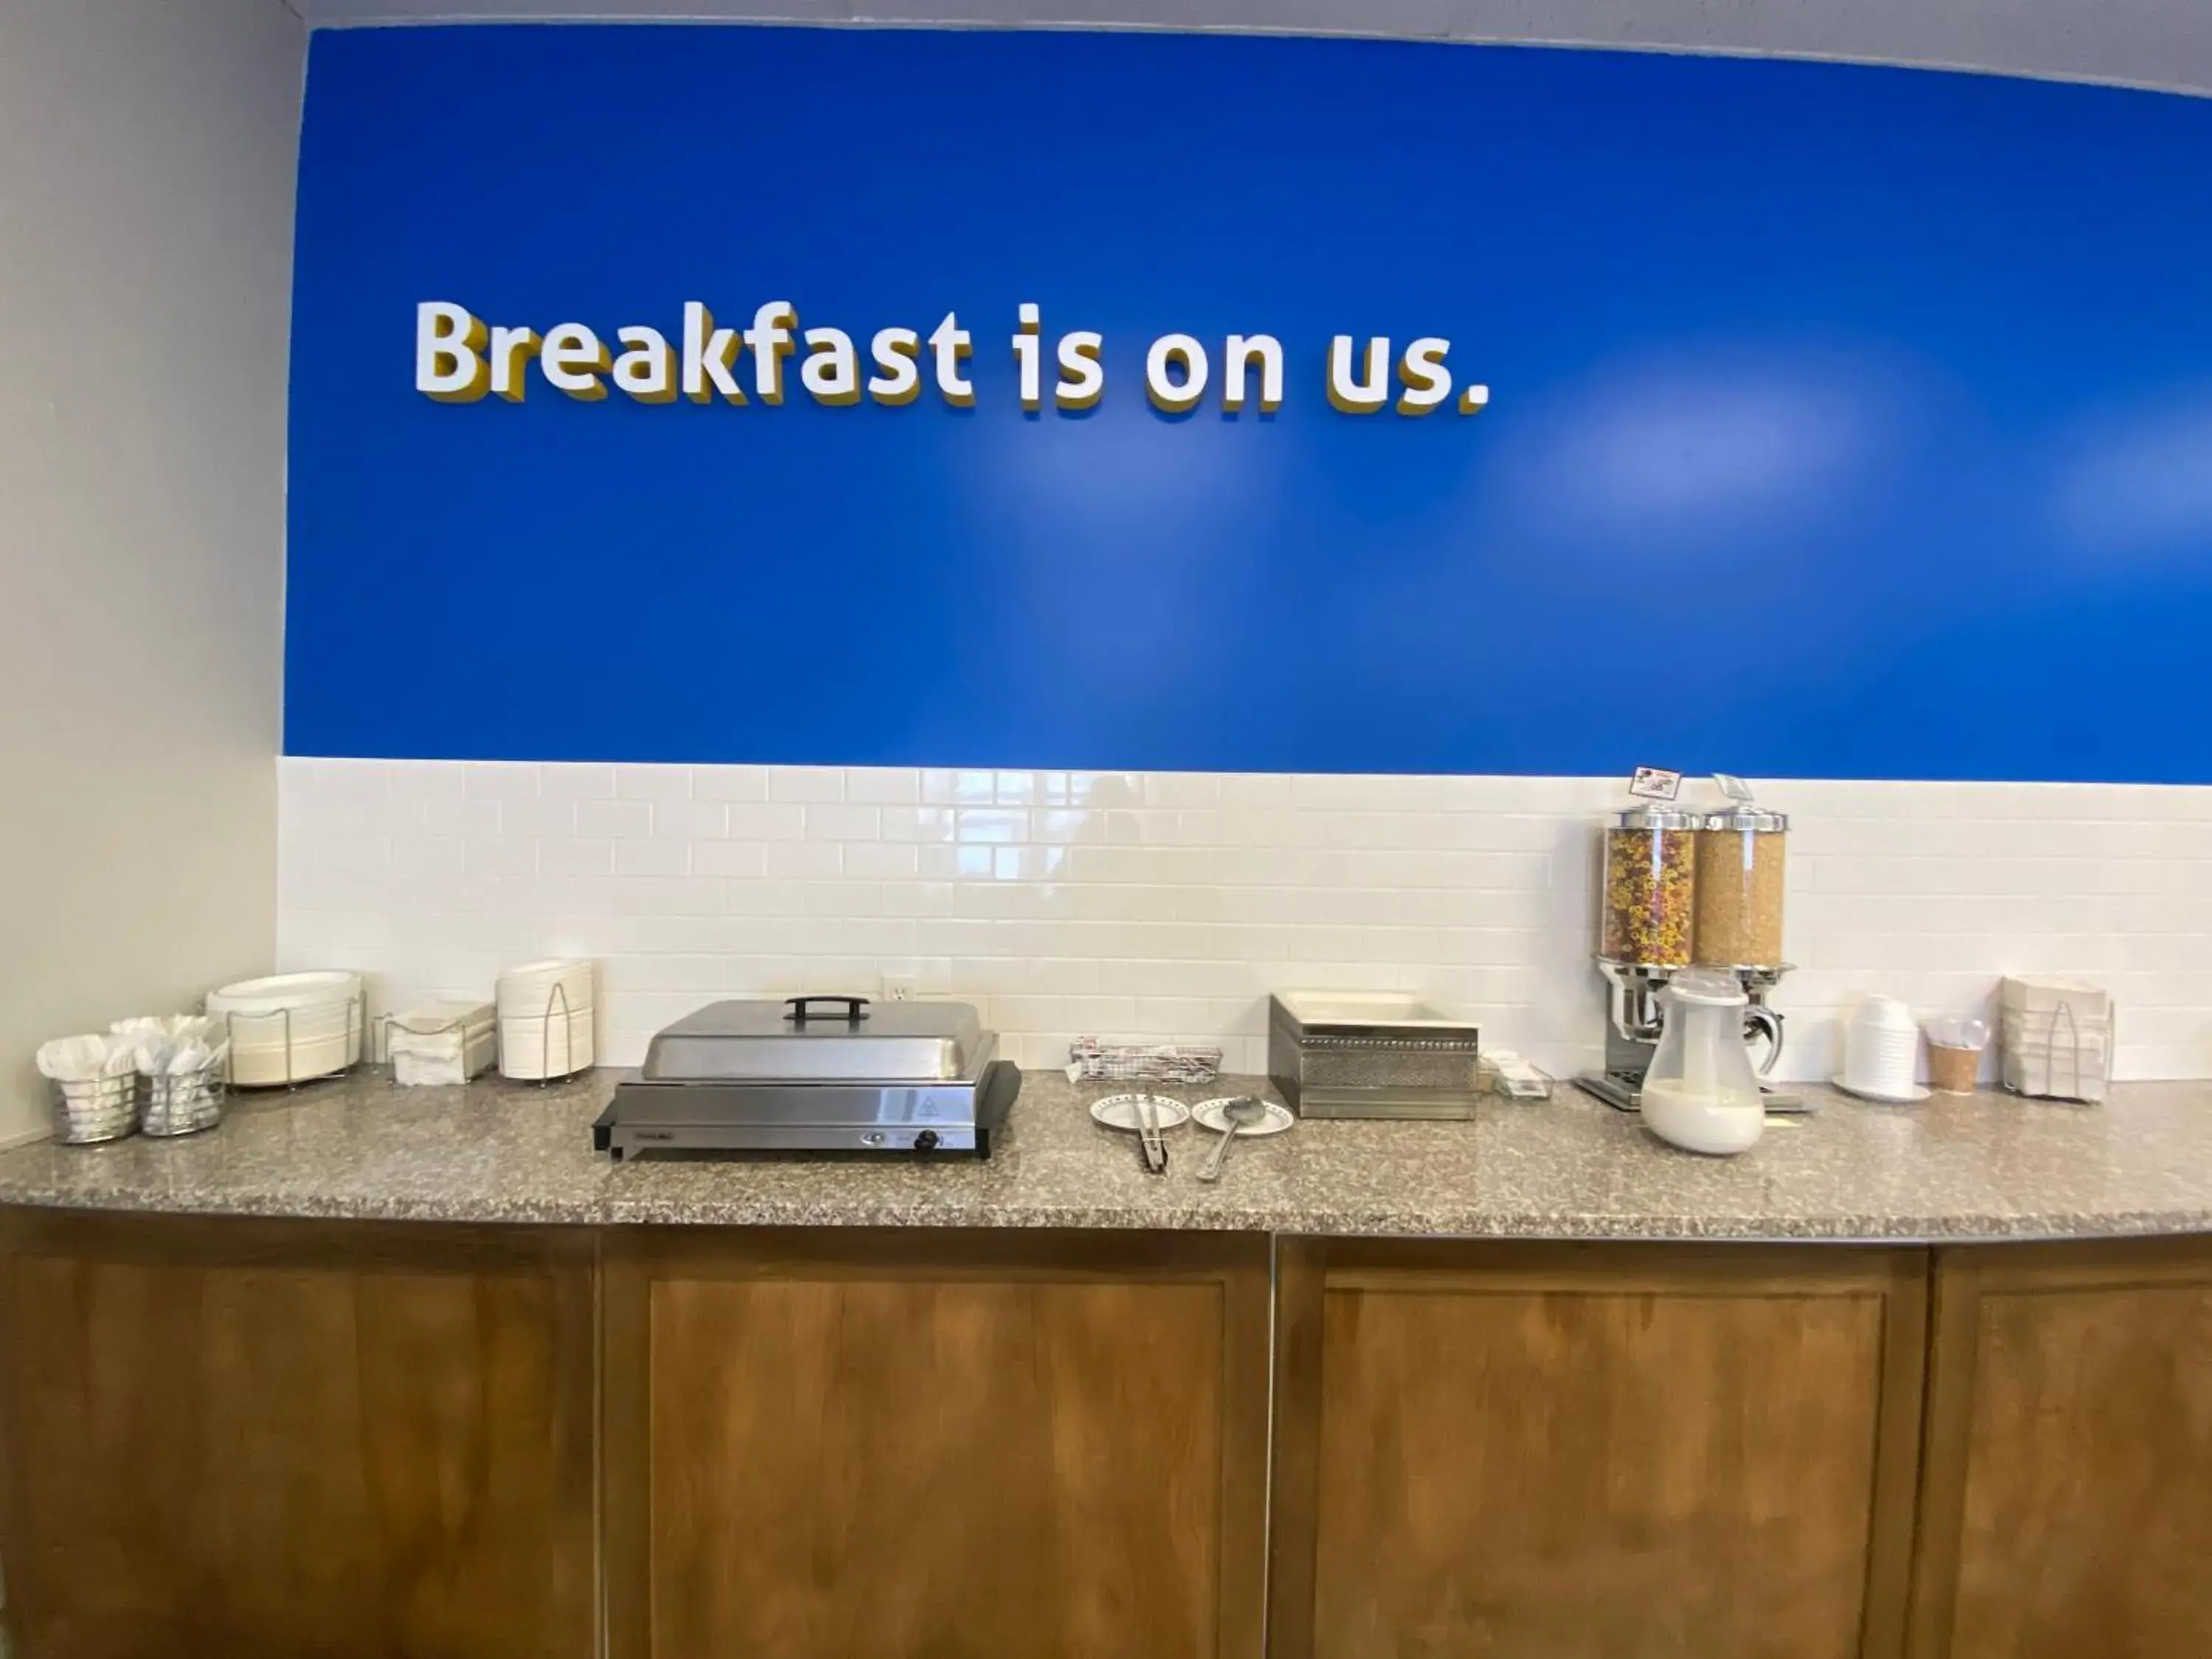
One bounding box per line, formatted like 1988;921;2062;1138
288;27;2212;782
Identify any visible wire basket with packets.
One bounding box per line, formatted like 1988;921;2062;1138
1065;1038;1222;1085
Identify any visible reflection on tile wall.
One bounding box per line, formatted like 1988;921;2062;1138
277;760;2212;1082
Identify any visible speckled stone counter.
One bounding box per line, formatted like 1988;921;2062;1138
0;1068;2206;1239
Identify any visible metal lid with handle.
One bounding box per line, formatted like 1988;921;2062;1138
785;994;870;1023
1706;773;1788;833
640;995;990;1084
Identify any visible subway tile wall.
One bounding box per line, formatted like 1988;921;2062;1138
276;759;2212;1082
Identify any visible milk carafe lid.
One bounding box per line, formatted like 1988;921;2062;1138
1660;967;1750;1009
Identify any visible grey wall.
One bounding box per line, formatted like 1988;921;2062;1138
301;0;2212;98
0;0;305;1144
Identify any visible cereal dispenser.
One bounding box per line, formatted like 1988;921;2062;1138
1599;806;1698;969
1694;802;1790;971
1579;791;1799;1114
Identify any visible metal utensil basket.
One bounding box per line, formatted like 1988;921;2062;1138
52;1074;139;1145
139;1060;229;1137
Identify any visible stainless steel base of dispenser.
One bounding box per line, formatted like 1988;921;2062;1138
1580;959;1808;1114
1576;1068;1809;1115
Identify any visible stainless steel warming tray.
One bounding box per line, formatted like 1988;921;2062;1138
593;995;1021;1159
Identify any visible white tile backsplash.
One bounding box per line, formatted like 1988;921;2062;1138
613;763;692;801
277;760;2212;1082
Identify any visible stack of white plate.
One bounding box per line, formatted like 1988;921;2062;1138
207;971;364;1087
498;959;596;1079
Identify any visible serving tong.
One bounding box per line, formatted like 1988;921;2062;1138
1135;1091;1168;1175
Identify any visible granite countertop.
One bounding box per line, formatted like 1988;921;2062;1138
1;1068;2208;1241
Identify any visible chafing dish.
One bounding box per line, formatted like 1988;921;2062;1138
594;995;1020;1159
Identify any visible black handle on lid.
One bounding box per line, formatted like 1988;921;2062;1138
785;995;871;1024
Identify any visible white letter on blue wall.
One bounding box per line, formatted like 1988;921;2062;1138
417;302;489;403
1328;335;1390;414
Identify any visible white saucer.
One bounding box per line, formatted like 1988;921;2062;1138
1091;1093;1191;1133
1832;1074;1932;1105
1192;1097;1295;1137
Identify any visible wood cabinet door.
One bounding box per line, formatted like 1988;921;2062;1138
1269;1240;1928;1659
1909;1239;2212;1659
0;1211;597;1659
603;1227;1270;1659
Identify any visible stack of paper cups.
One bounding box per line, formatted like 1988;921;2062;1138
497;959;596;1079
1845;996;1921;1099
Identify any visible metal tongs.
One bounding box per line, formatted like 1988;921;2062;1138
1135;1093;1168;1175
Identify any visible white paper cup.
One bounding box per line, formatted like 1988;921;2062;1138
1846;997;1921;1096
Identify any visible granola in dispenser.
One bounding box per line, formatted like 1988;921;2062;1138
1694;807;1790;967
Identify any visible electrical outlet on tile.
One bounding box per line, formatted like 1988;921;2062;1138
882;973;917;1003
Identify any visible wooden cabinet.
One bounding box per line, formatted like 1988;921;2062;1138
602;1226;1271;1659
1267;1240;1927;1659
1909;1238;2212;1659
12;1208;2212;1659
0;1211;596;1659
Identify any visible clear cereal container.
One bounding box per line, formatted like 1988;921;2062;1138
1599;807;1699;968
1694;807;1790;969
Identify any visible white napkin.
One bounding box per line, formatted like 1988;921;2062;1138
394;1051;468;1088
35;1033;136;1082
161;1038;229;1077
111;1015;223;1077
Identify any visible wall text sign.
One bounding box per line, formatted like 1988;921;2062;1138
416;301;1493;417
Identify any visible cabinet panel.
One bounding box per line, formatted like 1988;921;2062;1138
1910;1240;2212;1659
0;1211;596;1659
605;1228;1270;1659
1271;1242;1926;1659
